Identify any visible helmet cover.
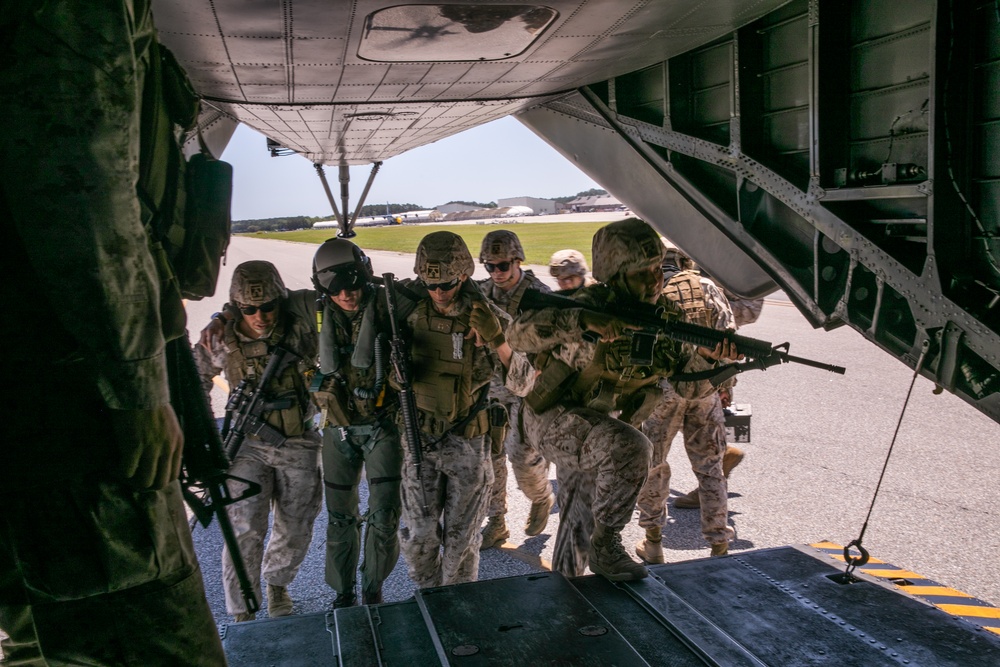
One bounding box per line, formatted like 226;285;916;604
230;260;288;306
479;230;525;263
549;249;588;277
591;219;665;282
415;231;475;283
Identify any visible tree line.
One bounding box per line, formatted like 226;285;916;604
233;189;607;232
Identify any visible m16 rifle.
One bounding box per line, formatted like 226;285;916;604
382;273;429;515
167;337;261;614
221;346;299;460
519;289;846;385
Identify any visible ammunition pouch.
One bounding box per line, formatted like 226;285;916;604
525;358;577;414
488;402;510;455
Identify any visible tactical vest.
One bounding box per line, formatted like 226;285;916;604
528;286;682;425
317;291;386;424
408;299;490;436
663;270;711;328
223;310;317;437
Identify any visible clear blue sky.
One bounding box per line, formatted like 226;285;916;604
221;116;601;221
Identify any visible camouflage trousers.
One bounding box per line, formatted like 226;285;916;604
223;433;323;614
522;403;652;578
322;419;402;598
0;480;225;666
399;432;491;589
487;394;553;517
638;387;729;545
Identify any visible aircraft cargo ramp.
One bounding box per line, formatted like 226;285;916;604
220;545;1000;666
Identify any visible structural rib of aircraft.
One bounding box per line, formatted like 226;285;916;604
155;0;1000;423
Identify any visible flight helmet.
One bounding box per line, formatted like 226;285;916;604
312;238;373;295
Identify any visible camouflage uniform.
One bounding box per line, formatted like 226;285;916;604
312;283;402;606
508;220;719;579
397;232;533;588
723;289;765;328
637;271;736;551
194;264;323;617
478;269;554;527
0;2;225;663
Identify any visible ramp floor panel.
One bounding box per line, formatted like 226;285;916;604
223;545;1000;666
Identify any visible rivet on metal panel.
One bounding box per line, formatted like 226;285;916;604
579;625;609;636
452;644;479;656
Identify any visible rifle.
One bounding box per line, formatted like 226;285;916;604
222;346;299;460
167;337;261;614
519;289;846;386
382;273;429;515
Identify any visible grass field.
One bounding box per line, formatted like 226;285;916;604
247;221;614;266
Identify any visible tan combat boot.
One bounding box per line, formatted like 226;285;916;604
525;493;555;536
634;526;665;564
589;523;649;581
674;446;746;509
480;515;510;550
267;583;294;617
233;612;256;623
710;526;736;557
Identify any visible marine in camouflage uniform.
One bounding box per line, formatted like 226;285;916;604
395;232;533;588
195;261;323;622
1;2;225;663
508;219;726;581
634;241;738;562
477;230;555;550
309;239;403;608
549;249;598;293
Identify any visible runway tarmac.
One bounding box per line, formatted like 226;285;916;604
186;235;1000;625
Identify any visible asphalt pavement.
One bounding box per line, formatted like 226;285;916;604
186;235;1000;626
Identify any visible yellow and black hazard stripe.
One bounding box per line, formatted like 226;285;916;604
812;541;1000;636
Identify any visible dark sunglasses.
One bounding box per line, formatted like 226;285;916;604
484;261;512;273
422;278;460;292
238;299;279;316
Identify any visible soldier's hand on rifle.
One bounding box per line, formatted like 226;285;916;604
699;334;743;361
468;301;505;348
579;310;635;342
110;404;184;490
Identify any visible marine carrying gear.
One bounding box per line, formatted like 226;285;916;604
479;230;525;262
592;219;665;283
230;261;288;306
415;231;475;284
312;238;373;295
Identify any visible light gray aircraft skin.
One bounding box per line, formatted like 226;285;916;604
157;0;999;424
145;1;1000;663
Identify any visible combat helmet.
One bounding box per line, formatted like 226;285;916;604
591;219;665;282
230;260;288;305
312;237;373;295
549;249;589;278
415;231;475;284
479;230;525;263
